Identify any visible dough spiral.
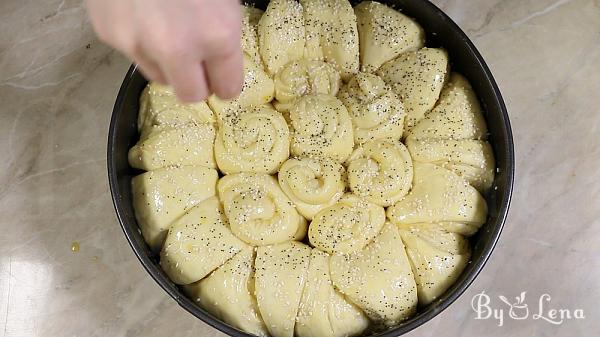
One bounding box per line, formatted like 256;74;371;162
217;173;307;246
308;194;385;254
289;95;354;162
338;72;406;143
278;157;345;220
346;139;413;206
215;104;290;174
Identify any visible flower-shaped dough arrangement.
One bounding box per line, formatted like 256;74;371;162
129;1;495;336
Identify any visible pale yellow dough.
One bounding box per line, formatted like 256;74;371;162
128;124;216;171
131;166;218;251
184;246;269;337
289;95;355;162
160;197;247;285
241;5;265;68
347;139;413;206
296;249;369;337
338;72;406;143
377;48;449;132
398;223;471;305
387;162;488;227
309;194;385;254
278;157;345;220
255;241;311;337
330;223;418;325
217;173;307;245
355;1;425;73
214;104;290;174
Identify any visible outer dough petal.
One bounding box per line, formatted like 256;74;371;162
330;223;418;325
355;1;425;73
217;173;307;245
300;0;360;80
347;139;413;206
242;5;265;68
406;138;495;192
289;95;354;162
258;0;306;76
131;166;218;251
309;194;385;254
278;157;345;220
128;124;216;171
338;72;405;143
184;246;268;337
387;162;488;227
255;241;311;337
377;48;449;132
214;104;290;174
296;249;369;337
398;223;471;305
406;73;489;141
160;197;248;285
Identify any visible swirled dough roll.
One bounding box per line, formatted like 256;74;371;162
309;194;385;254
278;157;345;220
160;197;247;285
132;166;218;251
300;0;360;80
296;249;369;337
406;138;495;192
347;139;413;206
138;82;215;135
128;124;216;171
258;0;305;76
274;59;341;112
330;223;417;325
289;95;354;162
355;1;425;73
255;241;311;337
406;73;488;141
387;162;488;227
184;246;268;337
377;48;449;131
398;223;471;305
214;104;289;174
242;6;264;68
338;72;406;143
217;173;307;245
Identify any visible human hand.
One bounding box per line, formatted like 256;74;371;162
86;0;243;102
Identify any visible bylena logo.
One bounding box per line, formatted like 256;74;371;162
471;291;585;327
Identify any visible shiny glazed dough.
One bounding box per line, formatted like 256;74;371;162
330;223;418;325
406;73;489;141
338;72;406;143
309;194;385;254
241;5;265;68
406;138;495;192
354;1;425;73
184;246;268;337
387;162;488;227
278;157;345;220
300;0;360;80
347;139;413;206
295;249;369;337
131;166;218;251
159;197;247;285
377;48;449;132
274;59;341;112
214;104;290;174
398;223;471;305
289;95;354;162
128;124;216;171
258;0;306;76
255;241;311;337
217;173;307;245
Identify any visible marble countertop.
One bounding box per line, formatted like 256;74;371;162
1;0;599;336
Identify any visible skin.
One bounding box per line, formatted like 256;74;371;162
86;0;244;102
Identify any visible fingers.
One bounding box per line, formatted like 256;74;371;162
204;47;244;99
131;49;167;84
162;58;209;103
